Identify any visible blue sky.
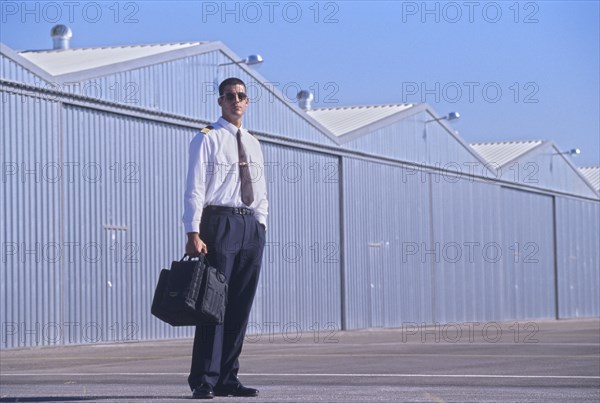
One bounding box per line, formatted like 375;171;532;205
1;0;598;166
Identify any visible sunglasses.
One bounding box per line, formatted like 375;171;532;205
219;92;248;102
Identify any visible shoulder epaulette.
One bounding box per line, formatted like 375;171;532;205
200;125;214;134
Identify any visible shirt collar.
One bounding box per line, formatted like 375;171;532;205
217;117;244;135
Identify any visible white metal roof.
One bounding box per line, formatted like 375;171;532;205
307;104;414;137
470;140;545;167
579;167;600;191
19;42;204;75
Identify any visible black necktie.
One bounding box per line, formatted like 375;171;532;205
236;129;254;206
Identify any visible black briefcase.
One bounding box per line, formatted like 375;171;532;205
151;254;228;326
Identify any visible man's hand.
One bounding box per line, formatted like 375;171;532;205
186;232;208;256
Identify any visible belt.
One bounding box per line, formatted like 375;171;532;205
204;205;254;215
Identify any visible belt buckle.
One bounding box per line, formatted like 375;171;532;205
232;207;251;215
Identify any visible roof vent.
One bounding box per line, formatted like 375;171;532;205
296;90;314;111
50;24;72;50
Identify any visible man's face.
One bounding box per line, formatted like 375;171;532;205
218;84;248;123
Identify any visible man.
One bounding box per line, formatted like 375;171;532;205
182;77;268;399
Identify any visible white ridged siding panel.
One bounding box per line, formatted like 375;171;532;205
0;54;48;85
62;105;198;343
497;143;598;199
431;181;556;322
555;197;600;317
2;82;599;350
343;158;434;329
1;92;61;348
430;179;504;322
498;188;556;319
67;54;219;120
69;51;335;147
249;144;342;335
344;111;488;173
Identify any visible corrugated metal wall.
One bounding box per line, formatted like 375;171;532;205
555;197;600;318
0;54;48;84
1;80;598;349
1;92;62;348
1;98;202;348
63;105;343;342
61;105;198;344
249;144;342;336
344;111;491;176
70;51;222;121
496;143;598;199
430;178;504;322
343;158;433;329
498;188;556;319
70;50;336;147
1;88;342;348
431;181;556;322
342;161;561;329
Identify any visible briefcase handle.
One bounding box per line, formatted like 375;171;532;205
182;253;207;263
181;254;224;277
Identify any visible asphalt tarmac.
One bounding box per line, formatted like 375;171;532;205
1;318;599;402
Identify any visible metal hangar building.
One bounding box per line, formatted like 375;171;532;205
1;31;598;349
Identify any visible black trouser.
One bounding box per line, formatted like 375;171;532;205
188;206;266;390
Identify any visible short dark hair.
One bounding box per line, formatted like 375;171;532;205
219;77;246;95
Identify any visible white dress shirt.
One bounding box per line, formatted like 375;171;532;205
183;117;268;233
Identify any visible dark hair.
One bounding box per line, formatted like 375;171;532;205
219;77;246;95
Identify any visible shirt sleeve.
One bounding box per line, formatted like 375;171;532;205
182;132;210;233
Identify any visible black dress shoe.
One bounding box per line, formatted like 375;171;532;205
214;384;259;397
192;383;214;399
